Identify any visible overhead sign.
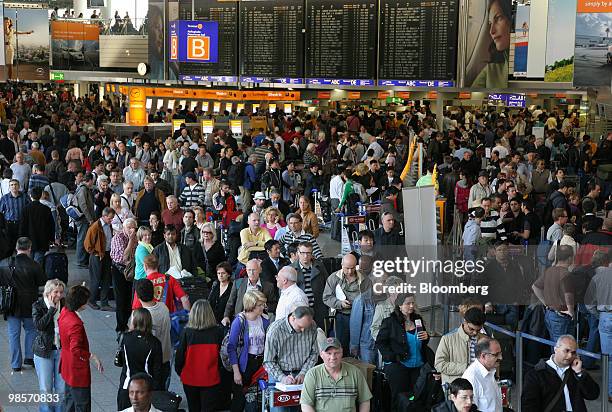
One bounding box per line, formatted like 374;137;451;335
348;92;361;100
488;93;526;107
169;20;219;64
201;119;214;134
50;72;64;81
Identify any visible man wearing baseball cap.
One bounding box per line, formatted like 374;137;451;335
300;337;372;412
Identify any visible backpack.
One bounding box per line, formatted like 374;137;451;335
0;257;16;316
44;250;69;283
60;187;83;220
220;313;246;371
228;162;245;187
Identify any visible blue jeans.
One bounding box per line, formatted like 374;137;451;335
7;316;35;369
359;346;377;365
34;351;65;412
334;312;351;355
544;309;573;346
599;312;612;396
267;375;301;412
75;220;89;266
579;304;600;368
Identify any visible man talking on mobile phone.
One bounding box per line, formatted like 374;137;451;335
521;335;600;412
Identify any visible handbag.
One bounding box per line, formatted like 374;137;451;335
124;258;136;281
114;332;125;367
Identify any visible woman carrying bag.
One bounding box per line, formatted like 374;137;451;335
227;290;270;412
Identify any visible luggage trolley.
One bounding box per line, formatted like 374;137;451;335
259;381;302;412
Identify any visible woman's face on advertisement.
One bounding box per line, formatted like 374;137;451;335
489;0;510;52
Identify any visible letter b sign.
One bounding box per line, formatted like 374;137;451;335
187;36;210;61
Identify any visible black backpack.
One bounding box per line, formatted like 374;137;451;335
0;257;16;316
228;162;245;187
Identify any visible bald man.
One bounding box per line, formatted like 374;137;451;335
522;335;600;412
322;254;372;354
276;265;309;320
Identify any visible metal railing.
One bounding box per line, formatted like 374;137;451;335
485;321;609;412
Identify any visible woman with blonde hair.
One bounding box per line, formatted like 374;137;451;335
297;195;319;238
194;222;226;277
134;226;153;280
193;206;206;230
32;279;66;411
175;299;225;411
110;193;135;233
227;290;270;411
261;206;284;239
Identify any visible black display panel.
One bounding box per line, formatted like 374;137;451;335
173;0;239;82
305;0;377;86
240;0;305;84
378;0;458;87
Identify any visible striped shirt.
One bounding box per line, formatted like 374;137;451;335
301;362;372;410
263;316;319;382
279;230;323;259
300;264;314;307
28;174;50;191
179;183;205;208
469;336;477;364
480;210;503;241
110;231;129;263
0;192;31;222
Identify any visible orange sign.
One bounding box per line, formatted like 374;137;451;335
51;21;99;41
187;36;210;60
577;0;612;13
377;91;391;99
128;87;147;126
459;92;472;99
554;93;567;98
348;92;361;100
317;91;331;99
142;87;300;101
527;93;538;97
427;91;438;99
397;91;411;99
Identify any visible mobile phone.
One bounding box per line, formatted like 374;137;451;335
415;319;423;335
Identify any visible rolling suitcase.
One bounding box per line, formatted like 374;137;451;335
44;248;69;283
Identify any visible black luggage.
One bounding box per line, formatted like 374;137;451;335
44;248;69;283
152;391;182;412
322;256;342;275
372;369;391;412
179;276;209;303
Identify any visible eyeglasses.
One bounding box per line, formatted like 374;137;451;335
202;231;213;235
256;302;267;309
484;351;502;358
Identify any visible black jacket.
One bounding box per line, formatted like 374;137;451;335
32;297;63;358
264;199;291;220
118;331;163;392
0;254;46;318
208;280;233;324
20;200;55;252
292;260;329;329
193;241;226;277
375;311;433;365
433;400;480;412
153;242;196;276
260;256;289;285
521;358;600;412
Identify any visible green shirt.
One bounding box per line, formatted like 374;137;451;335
300;361;372;411
415;173;433;187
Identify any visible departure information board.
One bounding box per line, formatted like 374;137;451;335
378;0;458;87
305;0;377;86
240;0;305;84
176;0;238;82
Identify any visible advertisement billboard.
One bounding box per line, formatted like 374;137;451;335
513;4;529;77
545;0;576;82
168;20;218;64
148;0;165;79
3;7;49;81
463;0;511;88
50;21;99;70
573;0;612;86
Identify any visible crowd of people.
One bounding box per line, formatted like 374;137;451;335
0;81;610;412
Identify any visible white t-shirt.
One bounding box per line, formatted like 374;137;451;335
247;317;265;355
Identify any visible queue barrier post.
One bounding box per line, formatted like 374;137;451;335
485;322;608;412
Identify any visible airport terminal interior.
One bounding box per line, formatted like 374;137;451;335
0;0;610;411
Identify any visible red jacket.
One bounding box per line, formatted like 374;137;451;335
59;308;91;387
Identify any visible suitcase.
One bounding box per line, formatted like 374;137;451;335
179;276;210;303
372;369;391;412
152;390;182;412
44;249;69;283
322;257;342;275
